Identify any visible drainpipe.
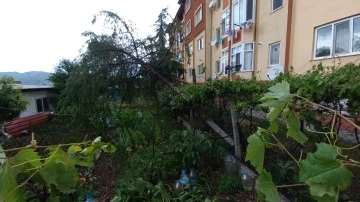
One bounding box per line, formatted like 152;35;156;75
227;0;242;164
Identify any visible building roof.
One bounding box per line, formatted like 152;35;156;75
13;84;54;91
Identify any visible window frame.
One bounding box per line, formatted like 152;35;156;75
217;0;221;10
216;60;221;73
188;68;193;77
271;0;283;13
185;0;191;13
194;5;203;26
198;63;204;76
269;42;281;66
232;0;255;29
36;97;51;113
198;37;204;51
186;20;192;36
216;27;221;39
221;50;229;74
221;9;230;36
231;42;255;72
313;16;360;60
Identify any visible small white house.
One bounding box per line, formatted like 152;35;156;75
13;84;54;118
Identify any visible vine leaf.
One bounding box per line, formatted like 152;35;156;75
68;145;83;155
299;143;353;202
258;170;280;202
40;148;79;194
245;128;270;172
11;149;42;173
260;81;292;124
0;161;25;201
283;109;308;144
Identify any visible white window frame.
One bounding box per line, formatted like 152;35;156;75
271;0;283;13
221;50;229;74
198;37;204;51
188;68;193;77
195;5;202;26
217;0;221;10
198;63;204;76
231;42;255;72
186;20;192;36
216;60;221;73
189;45;193;55
221;9;230;36
269;42;281;66
232;0;255;29
36;97;50;113
313;15;360;60
185;0;191;13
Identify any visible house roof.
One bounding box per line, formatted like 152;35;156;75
13;84;54;91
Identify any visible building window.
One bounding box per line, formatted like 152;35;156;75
272;0;283;12
217;0;221;9
269;42;280;65
314;16;360;59
177;33;184;44
221;9;230;35
231;42;254;71
233;0;254;28
188;68;193;77
36;98;50;113
185;0;191;13
195;6;202;26
186;20;191;36
231;45;242;72
216;27;221;39
198;37;204;50
216;60;221;73
221;50;229;73
189;45;193;55
177;52;183;62
198;64;204;75
244;43;254;71
232;1;240;29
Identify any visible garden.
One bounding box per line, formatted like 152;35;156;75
1;9;360;202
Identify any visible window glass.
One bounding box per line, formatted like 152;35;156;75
270;42;280;65
353;18;360;52
334;21;350;54
36;99;43;112
272;0;283;11
315;25;332;58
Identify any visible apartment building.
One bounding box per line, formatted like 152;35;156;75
175;0;360;82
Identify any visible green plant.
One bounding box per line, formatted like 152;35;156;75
246;81;360;202
217;174;243;194
0;134;115;201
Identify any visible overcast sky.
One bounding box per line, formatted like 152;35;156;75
0;0;179;73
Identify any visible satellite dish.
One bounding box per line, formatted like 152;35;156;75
209;0;214;8
211;74;217;79
267;64;284;80
210;38;218;46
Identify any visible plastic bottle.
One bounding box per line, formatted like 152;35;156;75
224;152;237;176
174;180;184;193
179;169;189;184
189;168;197;184
86;194;99;202
241;170;253;191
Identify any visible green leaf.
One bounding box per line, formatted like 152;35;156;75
258;170;279;202
283;109;308;144
40;148;79;194
93;136;101;143
268;119;279;133
0;161;25;201
101;144;116;153
11;149;42;173
260;81;292;122
245;128;270;172
299;143;353;201
68;145;83;155
0;145;5;165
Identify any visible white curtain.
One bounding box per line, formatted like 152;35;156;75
233;1;240;28
244;43;253;70
239;0;245;23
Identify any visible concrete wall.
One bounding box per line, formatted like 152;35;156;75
290;0;360;74
20;91;51;118
255;0;289;80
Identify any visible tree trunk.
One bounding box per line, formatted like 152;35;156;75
230;101;241;161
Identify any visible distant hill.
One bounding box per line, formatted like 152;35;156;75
0;71;52;85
